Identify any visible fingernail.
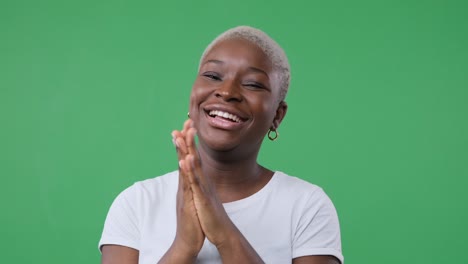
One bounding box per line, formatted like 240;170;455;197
171;132;176;146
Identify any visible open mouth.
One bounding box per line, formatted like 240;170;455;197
207;110;243;123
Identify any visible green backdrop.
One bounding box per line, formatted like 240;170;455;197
1;0;467;263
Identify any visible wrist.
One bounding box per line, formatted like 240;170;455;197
214;226;264;264
214;225;240;253
169;237;200;262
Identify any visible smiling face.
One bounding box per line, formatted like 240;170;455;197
189;38;287;157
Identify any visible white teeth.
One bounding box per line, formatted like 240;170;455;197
208;110;241;123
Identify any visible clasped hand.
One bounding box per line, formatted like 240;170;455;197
171;119;235;258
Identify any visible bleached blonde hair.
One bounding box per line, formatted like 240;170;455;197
198;26;291;101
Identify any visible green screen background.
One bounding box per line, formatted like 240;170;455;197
1;0;467;263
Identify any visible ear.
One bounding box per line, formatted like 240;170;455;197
271;101;288;130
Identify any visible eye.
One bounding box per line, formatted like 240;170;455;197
243;81;268;90
202;71;222;81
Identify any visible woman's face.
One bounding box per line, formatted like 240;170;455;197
189;38;287;155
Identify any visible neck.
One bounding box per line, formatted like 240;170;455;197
198;145;262;184
196;141;272;202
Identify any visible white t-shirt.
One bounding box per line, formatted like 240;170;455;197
99;171;344;263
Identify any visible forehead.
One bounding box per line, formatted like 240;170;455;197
202;38;273;73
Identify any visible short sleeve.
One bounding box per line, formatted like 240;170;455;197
98;184;141;252
292;188;344;263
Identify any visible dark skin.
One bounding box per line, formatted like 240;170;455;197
101;38;340;264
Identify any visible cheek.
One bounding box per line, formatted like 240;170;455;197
189;86;207;109
189;91;200;118
191;78;212;99
189;82;211;121
249;97;277;120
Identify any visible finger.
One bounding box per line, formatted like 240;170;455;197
176;137;188;157
176;164;187;200
186;127;198;156
189;154;212;197
183;155;194;185
185;128;206;186
186;155;204;194
172;131;188;158
181;119;193;137
185;129;209;188
178;159;196;201
192;150;211;191
173;131;190;196
173;119;193;154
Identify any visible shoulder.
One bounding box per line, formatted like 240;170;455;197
273;171;327;200
273;172;343;262
271;171;338;218
115;170;179;204
99;171;179;252
273;171;320;190
133;170;179;192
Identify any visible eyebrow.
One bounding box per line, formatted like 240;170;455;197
203;59;224;66
203;59;269;77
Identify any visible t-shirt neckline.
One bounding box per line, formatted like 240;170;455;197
222;171;280;213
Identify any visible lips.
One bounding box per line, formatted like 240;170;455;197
203;106;248;130
208;110;242;123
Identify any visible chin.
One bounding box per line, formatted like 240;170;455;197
197;130;238;152
200;137;240;153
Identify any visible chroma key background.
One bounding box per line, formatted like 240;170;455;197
1;0;467;263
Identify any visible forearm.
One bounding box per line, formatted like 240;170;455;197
216;228;264;264
158;242;198;264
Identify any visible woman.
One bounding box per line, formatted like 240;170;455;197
99;26;343;264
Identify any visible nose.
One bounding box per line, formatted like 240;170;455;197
215;79;243;102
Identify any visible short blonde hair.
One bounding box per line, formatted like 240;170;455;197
199;26;291;101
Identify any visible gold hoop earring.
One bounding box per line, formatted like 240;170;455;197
268;129;278;141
